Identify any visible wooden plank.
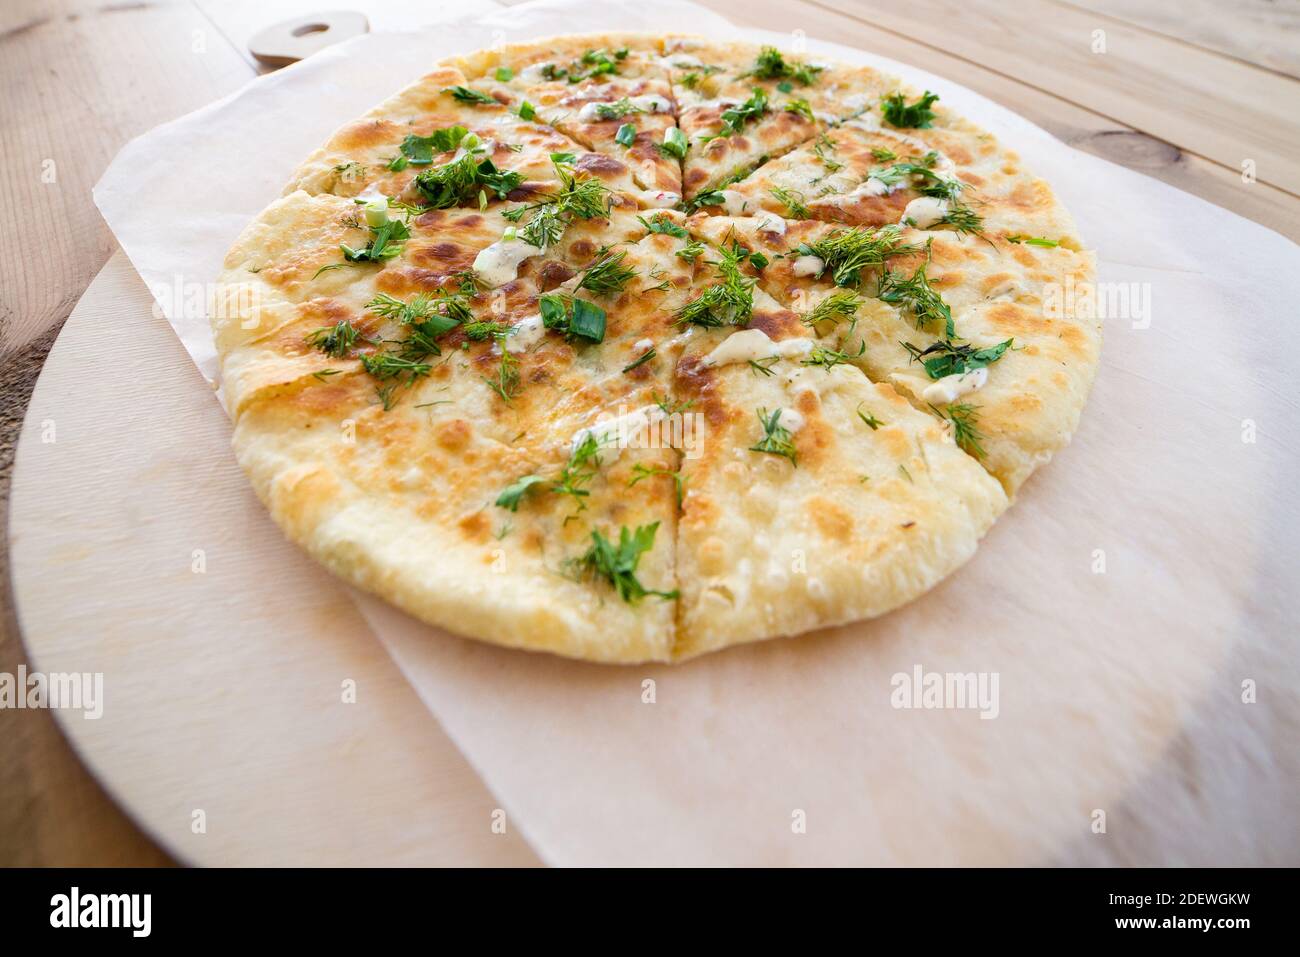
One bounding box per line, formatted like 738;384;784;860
0;0;258;868
1062;0;1300;80
683;0;1299;240
0;0;254;359
801;0;1300;195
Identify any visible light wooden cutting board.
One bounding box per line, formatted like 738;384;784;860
8;252;539;866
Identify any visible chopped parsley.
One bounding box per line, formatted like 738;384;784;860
745;46;824;86
495;474;546;511
443;85;499;106
638;213;688;238
396;126;469;166
718;87;769;137
902;337;1014;379
881;90;940;128
784;98;815;123
570;523;678;603
413;152;522;209
340;218;411;263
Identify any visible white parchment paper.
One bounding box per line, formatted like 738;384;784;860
96;0;1300;866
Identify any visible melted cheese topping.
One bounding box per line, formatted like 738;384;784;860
922;366;989;405
702;329;814;367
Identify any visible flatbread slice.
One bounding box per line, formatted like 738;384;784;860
660;37;894;200
670;328;1008;659
455;38;683;205
688;214;1100;495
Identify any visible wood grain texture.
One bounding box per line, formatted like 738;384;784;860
1062;0;1300;79
9;253;539;866
804;0;1300;195
3;0;1299;865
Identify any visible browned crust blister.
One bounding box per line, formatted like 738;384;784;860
213;34;1098;663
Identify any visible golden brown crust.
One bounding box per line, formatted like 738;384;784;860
214;35;1098;662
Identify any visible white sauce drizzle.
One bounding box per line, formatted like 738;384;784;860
473;237;543;288
716;189;749;216
791;255;825;277
900;196;949;229
774;407;806;433
702;329;813;368
569;404;666;463
641;189;681;209
922;366;989;405
502;313;545;353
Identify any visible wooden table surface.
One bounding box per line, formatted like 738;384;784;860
2;0;1297;866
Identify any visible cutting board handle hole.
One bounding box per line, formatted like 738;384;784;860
292;23;330;37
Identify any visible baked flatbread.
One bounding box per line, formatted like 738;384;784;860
214;33;1099;662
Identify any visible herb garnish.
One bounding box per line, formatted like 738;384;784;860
745;46;824;86
495;474;547;511
749;407;798;466
538;294;606;342
802;290;862;330
628;464;685;507
935;402;985;457
770;185;810;218
413;152;522;209
1007;234;1060;247
638;214;689;238
576;249;637;297
876;259;953;336
902;337;1013;379
396;126;470;166
673;245;755;327
341;218;411;264
570;523;678;603
305;319;368;358
881;90;940;128
793;224;916;287
443;85;499;106
718;88;769;137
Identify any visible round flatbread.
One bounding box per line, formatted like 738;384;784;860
213;33;1099;663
